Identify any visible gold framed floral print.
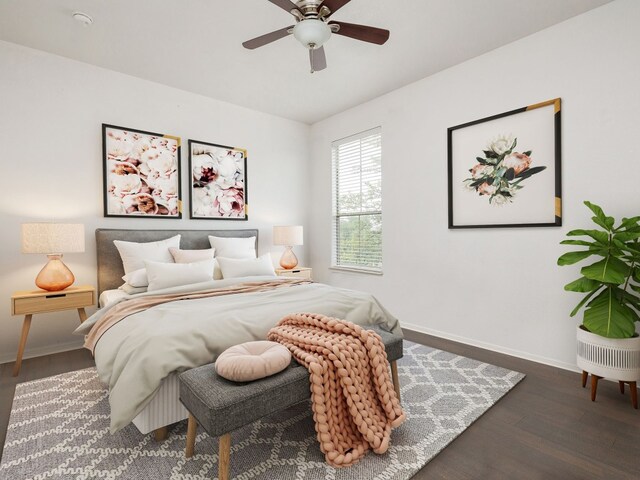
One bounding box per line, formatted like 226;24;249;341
188;140;247;220
102;124;182;218
447;98;562;228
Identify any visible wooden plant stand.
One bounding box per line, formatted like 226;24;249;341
582;370;638;409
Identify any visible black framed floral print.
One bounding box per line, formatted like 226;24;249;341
447;98;562;228
102;124;181;218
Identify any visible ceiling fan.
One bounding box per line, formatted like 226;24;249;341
242;0;390;73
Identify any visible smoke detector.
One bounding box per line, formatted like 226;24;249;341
72;12;93;26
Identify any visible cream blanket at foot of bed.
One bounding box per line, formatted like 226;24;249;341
268;313;406;468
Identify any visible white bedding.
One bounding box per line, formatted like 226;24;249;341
98;289;128;308
77;276;400;432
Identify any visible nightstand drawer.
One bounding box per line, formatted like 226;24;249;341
275;267;312;280
12;290;94;315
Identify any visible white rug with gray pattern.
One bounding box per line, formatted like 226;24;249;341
0;341;524;479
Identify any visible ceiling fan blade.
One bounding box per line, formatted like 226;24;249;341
320;0;352;17
329;21;390;45
242;25;294;49
268;0;301;15
309;46;327;73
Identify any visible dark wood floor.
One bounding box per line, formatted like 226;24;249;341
1;331;638;478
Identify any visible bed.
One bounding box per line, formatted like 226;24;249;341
86;228;400;437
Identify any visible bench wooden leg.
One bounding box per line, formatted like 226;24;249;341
390;360;401;403
154;426;168;442
185;414;197;458
219;433;231;480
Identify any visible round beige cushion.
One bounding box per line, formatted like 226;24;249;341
215;341;292;382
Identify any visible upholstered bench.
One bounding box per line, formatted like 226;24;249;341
178;328;403;480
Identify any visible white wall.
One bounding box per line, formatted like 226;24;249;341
0;40;310;363
308;0;640;371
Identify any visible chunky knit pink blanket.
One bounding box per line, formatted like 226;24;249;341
268;313;405;468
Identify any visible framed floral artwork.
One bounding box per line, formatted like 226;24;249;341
447;98;562;229
102;124;181;218
188;140;247;220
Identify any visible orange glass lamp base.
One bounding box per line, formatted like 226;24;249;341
35;254;75;291
279;246;299;270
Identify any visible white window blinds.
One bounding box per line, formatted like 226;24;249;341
331;127;382;273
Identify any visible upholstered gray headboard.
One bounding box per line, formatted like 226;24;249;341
95;228;259;294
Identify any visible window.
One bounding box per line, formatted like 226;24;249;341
331;127;382;273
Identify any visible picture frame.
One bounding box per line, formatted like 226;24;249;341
102;124;182;218
188;139;248;220
447;98;562;229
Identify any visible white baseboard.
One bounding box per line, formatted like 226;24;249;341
0;340;86;365
401;321;580;374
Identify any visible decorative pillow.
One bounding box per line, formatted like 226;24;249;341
169;247;222;280
169;247;215;263
208;236;256;259
215;341;292;382
114;235;181;274
122;268;149;287
217;253;276;279
145;259;215;292
118;283;148;295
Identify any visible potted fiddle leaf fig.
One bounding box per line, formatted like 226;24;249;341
558;201;640;404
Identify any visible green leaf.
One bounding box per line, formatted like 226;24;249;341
570;288;602;317
560;239;597;247
583;287;637;338
566;229;609;245
613;231;640;242
581;256;630;284
617;216;640;231
475;157;487;165
510;138;517;150
564;277;601;292
505;168;515;181
522;150;532;156
584;201;614;230
483;150;498;159
558;251;596;266
514;166;546;180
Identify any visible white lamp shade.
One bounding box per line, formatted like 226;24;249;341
273;226;303;246
21;223;85;254
293;19;331;48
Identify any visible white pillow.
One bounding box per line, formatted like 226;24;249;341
217;253;276;279
114;235;181;274
122;268;149;287
208;236;256;259
169;247;215;263
118;283;148;295
145;259;216;292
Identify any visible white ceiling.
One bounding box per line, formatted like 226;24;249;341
0;0;611;124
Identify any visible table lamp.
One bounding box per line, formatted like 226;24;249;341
21;223;85;291
273;225;303;269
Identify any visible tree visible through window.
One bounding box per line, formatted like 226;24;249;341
332;127;382;272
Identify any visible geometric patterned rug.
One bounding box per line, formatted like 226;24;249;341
0;341;524;479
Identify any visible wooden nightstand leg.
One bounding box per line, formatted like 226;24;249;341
77;308;87;323
390;360;401;403
13;314;33;377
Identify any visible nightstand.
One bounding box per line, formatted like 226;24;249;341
275;267;312;280
11;285;95;376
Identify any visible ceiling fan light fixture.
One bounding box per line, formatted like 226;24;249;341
293;19;331;49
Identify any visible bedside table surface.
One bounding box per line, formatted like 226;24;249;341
12;285;95;299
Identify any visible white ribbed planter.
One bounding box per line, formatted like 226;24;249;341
576;326;640;382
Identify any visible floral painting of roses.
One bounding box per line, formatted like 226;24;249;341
102;124;181;218
448;98;562;228
188;140;247;220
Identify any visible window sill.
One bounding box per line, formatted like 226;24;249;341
329;266;383;276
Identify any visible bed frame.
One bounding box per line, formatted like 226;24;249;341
95;228;259;438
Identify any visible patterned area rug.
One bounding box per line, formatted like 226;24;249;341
0;341;524;479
